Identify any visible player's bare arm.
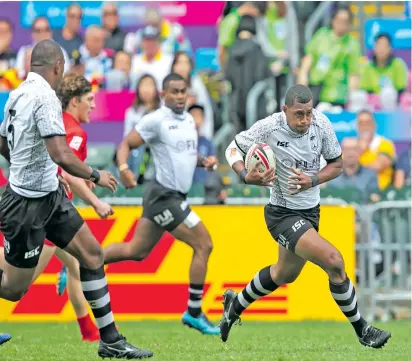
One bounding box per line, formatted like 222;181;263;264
116;129;145;188
288;156;343;195
0;136;10;163
45;135;118;192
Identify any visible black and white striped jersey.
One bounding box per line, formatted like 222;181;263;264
234;109;342;209
0;72;66;198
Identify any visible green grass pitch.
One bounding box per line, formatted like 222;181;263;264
1;321;410;361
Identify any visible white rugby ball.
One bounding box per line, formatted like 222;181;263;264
245;143;276;172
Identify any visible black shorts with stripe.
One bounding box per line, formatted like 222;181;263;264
264;203;320;252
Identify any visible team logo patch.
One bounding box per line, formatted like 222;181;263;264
69;136;83;151
281;158;294;168
230;148;237;157
310;134;318;151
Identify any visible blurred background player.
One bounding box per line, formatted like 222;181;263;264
104;73;220;335
221;85;391;349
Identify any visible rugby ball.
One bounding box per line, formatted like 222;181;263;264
245;143;276;172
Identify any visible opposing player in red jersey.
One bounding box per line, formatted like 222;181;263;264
0;74;113;342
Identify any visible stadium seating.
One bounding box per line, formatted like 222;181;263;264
86;143;116;170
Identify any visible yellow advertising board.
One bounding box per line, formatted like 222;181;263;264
0;205;355;322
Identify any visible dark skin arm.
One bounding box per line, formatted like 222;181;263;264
0;136;10;163
288;156;343;195
45;135;118;192
232;160;276;186
116;129;145;189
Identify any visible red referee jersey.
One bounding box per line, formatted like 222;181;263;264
60;112;88;199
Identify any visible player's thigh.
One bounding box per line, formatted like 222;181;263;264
294;228;344;273
31;243;56;281
127;217;164;260
264;203;319;253
0;186;48;271
170;212;212;253
272;244;306;284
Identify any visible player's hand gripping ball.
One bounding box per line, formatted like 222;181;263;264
244;143;276;186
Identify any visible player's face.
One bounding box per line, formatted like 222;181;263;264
163;80;187;114
77;92;96;124
284;100;313;134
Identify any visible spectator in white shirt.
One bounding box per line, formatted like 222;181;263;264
105;51;132;90
171;51;214;139
16;17;70;78
131;25;173;90
79;25;112;84
124;74;160;182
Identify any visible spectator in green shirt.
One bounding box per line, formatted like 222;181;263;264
359;34;408;98
298;7;361;107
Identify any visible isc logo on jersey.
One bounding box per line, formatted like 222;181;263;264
245;143;276;172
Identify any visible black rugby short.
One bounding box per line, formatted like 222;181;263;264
264;203;320;253
0;184;84;268
142;181;192;232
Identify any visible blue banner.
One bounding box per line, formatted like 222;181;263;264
325;111;411;143
365;18;412;50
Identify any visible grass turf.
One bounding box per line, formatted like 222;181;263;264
0;321;410;361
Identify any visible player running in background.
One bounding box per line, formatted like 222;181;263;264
0;333;11;346
0;40;152;359
104;73;220;335
221;85;391;348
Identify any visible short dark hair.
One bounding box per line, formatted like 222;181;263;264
357;109;374;118
162;72;186;90
331;6;353;24
375;33;392;45
284;85;313;106
188;104;204;114
31;39;64;68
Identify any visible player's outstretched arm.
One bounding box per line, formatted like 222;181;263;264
0;136;10;163
61;170;114;219
116;129;145;189
44;136;118;192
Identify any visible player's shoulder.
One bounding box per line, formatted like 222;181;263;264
311;109;332;127
256;112;285;129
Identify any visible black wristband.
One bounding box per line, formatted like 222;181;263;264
239;169;248;184
310;175;319;187
89;169;100;184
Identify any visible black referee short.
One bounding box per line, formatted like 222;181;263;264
0;184;84;268
264;203;320;253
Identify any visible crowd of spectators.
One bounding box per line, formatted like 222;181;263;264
0;1;410;199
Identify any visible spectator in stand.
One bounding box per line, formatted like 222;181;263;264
394;147;411;189
225;15;271;131
357;110;396;190
53;3;83;60
124;7;192;56
218;2;267;68
16;17;70;78
102;2;126;53
131;25;173;90
358;34;408;107
266;1;299;111
171;51;214;139
69;49;85;76
79;25;112;85
105;51;132;90
298;7;360;109
124;74;160;183
0;19;16;71
328;137;380;203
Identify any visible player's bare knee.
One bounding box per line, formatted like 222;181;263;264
1;284;27;302
80;246;104;270
193;233;213;258
323;250;345;277
271;265;300;285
